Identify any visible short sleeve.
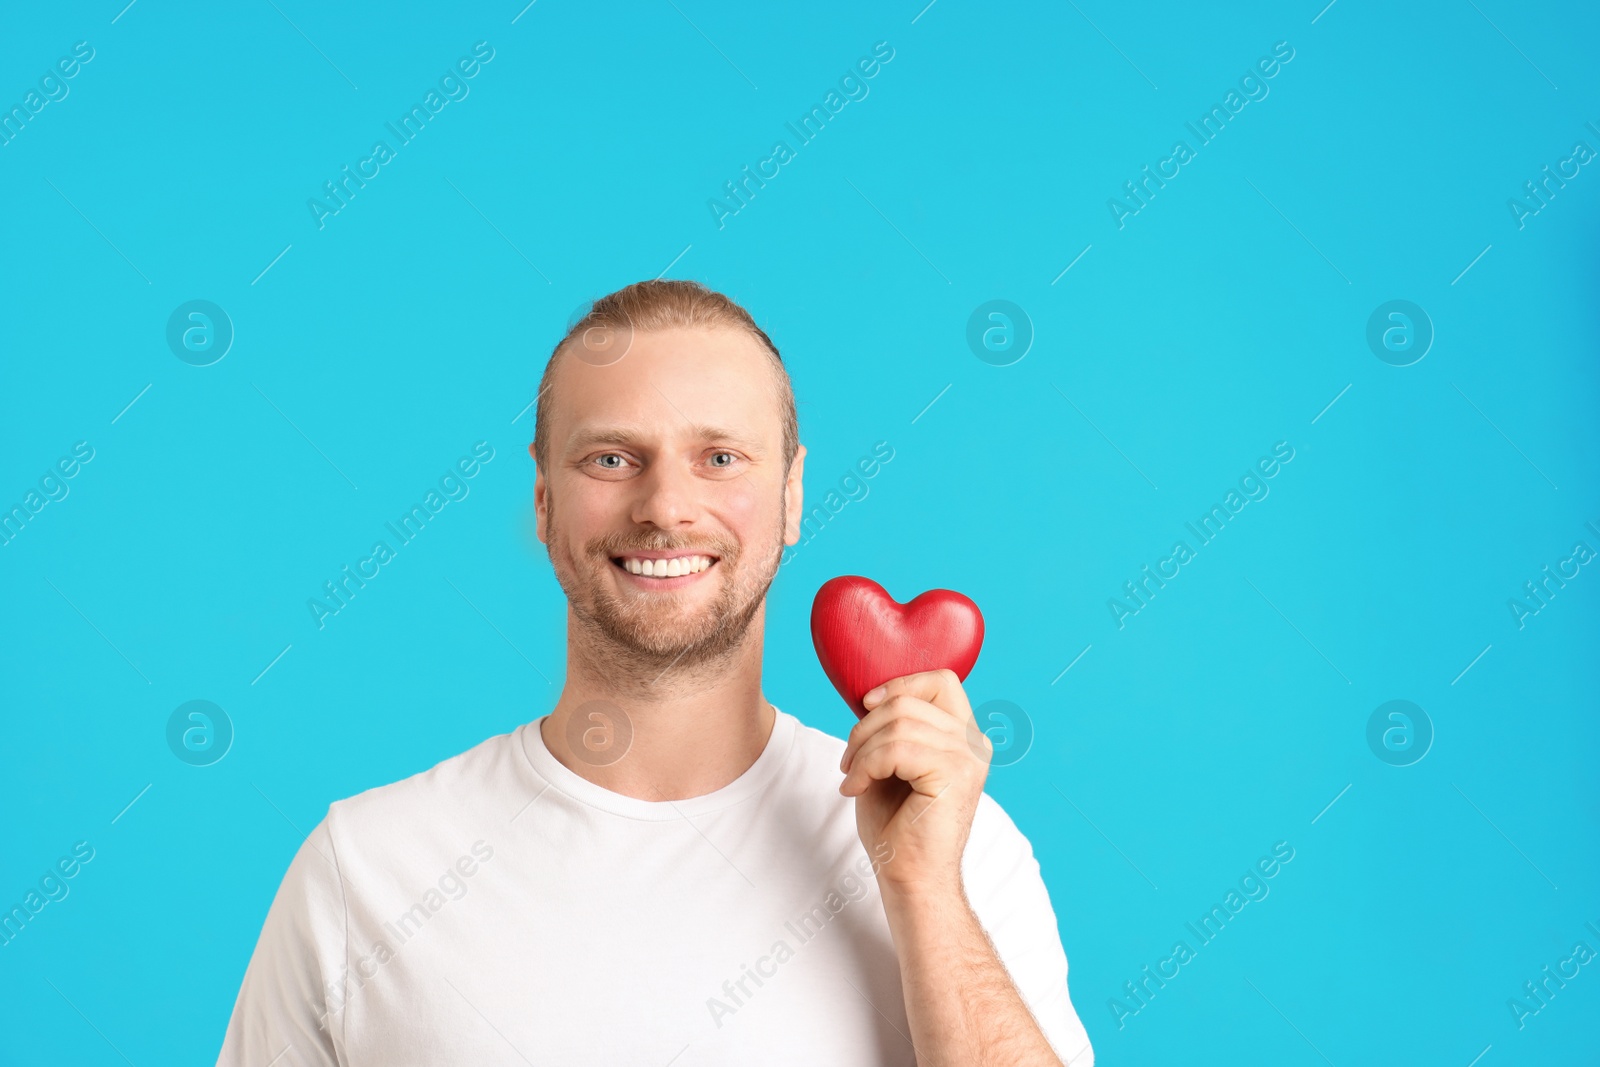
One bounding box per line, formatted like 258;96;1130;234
216;817;349;1067
961;793;1095;1066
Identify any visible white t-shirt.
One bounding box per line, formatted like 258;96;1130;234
216;707;1094;1066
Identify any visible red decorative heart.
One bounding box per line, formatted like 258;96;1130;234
810;576;985;719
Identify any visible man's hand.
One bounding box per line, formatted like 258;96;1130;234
839;672;1074;1064
838;668;993;894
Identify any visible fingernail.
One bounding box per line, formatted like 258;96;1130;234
863;686;886;706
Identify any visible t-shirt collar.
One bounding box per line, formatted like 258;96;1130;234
516;705;798;821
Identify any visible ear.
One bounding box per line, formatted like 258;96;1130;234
532;449;550;545
782;444;806;546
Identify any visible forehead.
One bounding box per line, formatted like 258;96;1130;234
549;325;783;450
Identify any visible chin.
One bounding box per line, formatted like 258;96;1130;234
606;603;730;655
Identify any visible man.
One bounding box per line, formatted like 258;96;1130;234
217;280;1094;1065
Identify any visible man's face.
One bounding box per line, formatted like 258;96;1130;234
535;325;805;668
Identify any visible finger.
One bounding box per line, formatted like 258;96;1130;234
862;668;971;721
839;719;961;797
839;727;957;797
840;696;951;773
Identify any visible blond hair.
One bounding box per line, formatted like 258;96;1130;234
533;279;799;471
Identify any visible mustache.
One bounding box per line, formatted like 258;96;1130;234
584;529;740;561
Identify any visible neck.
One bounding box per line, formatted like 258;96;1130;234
538;602;776;802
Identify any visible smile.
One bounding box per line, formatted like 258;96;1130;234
612;554;717;579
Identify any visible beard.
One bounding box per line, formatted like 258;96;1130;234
545;491;787;678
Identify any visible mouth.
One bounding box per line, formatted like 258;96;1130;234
610;552;719;587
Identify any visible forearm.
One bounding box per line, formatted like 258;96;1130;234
880;881;1063;1067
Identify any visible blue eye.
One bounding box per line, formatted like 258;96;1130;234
710;452;734;467
596;454;624;468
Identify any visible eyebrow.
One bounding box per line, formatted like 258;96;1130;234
565;425;768;455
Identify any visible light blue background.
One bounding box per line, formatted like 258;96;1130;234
2;1;1597;1063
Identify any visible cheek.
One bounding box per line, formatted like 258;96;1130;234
713;479;768;534
551;479;620;538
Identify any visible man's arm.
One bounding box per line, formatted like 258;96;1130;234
879;879;1066;1067
840;669;1089;1066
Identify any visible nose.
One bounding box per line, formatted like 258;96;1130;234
631;458;699;530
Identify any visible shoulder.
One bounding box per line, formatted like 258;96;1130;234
337;724;522;811
321;725;526;855
768;710;852;811
784;708;850;766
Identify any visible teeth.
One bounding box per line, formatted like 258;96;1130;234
621;555;712;578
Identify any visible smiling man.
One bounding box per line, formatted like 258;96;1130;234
217;280;1093;1066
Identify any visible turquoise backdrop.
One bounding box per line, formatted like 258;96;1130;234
2;1;1597;1063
